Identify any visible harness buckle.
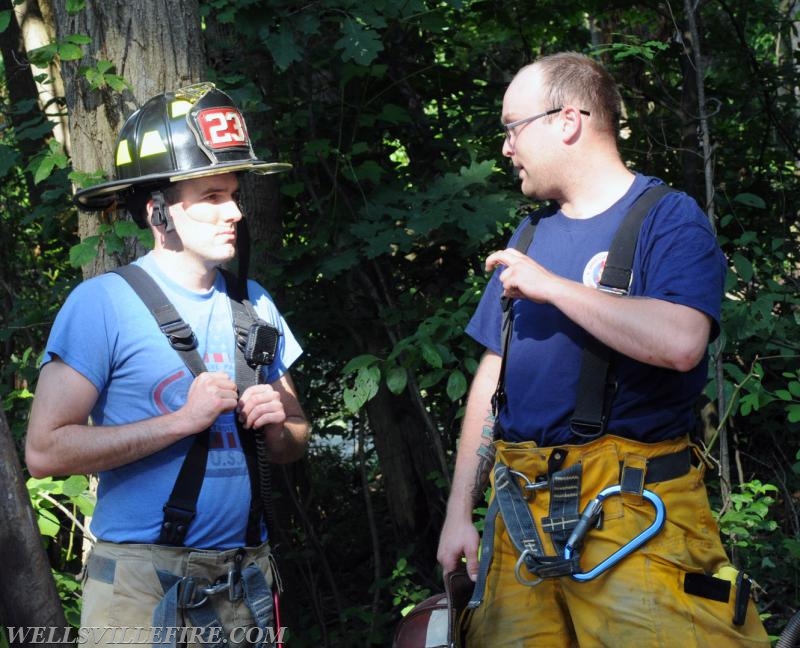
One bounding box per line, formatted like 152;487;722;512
178;577;209;609
563;485;666;582
514;549;543;588
160;319;198;352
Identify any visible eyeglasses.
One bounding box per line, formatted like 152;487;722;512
502;107;591;143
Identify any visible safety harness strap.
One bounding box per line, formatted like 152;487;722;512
491;205;555;421
113;265;210;546
569;184;675;435
112;265;205;375
152;563;275;647
468;461;580;609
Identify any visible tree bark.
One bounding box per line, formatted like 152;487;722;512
0;411;68;640
0;0;56;203
52;0;206;278
344;265;448;569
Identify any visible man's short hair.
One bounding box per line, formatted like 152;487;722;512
535;52;623;136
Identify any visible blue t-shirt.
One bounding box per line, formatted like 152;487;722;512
467;174;727;446
43;252;303;549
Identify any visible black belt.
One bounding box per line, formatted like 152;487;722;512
618;446;692;495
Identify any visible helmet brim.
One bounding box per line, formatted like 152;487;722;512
73;160;292;211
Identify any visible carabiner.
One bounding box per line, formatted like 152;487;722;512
563;485;666;582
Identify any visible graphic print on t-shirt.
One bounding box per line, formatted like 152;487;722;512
149;353;247;481
582;251;608;288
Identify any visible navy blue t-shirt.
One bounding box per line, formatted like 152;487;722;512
466;174;727;446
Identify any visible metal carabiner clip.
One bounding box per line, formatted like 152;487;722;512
563;485;666;582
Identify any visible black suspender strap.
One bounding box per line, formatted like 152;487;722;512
491;211;542;422
598;184;674;295
569;184;675;437
112;264;209;546
112;265;204;374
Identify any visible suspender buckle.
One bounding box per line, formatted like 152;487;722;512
159;505;196;545
569;417;606;439
596;284;629;296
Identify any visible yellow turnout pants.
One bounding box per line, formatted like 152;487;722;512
464;435;770;647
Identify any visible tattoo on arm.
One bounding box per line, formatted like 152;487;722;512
470;408;497;504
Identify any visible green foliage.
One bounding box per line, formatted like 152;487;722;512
391;553;432;614
0;11;12;35
716;480;779;553
2;0;799;643
69;221;153;267
27;475;95;542
80;59;129;92
27;34;91;67
26;475;94;628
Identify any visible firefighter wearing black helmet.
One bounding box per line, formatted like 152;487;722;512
26;83;309;646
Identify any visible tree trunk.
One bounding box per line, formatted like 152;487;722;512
344;265;448;569
0;410;68;640
52;0;206;278
0;0;57;204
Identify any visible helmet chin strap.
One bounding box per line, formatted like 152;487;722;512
150;190;175;232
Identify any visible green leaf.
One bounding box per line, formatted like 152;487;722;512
378;104;411;124
61;475;89;497
0;10;11;34
69;169;108;188
446;370;467;401
319;248;359;276
0;143;20;178
336;20;382;65
264;27;301;71
342;354;379;374
104;232;126;255
386;366;407;394
732;252;753;283
66;0;87;15
27;43;58;67
343;365;381;413
420;341;442;369
349;160;383;183
32;156;55;184
69;239;99;267
788;405;800;424
26;476;56;496
66;33;92;45
37;508;61;538
733;193;766;209
417;368;446;389
114;220;143;238
58;42;84;61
